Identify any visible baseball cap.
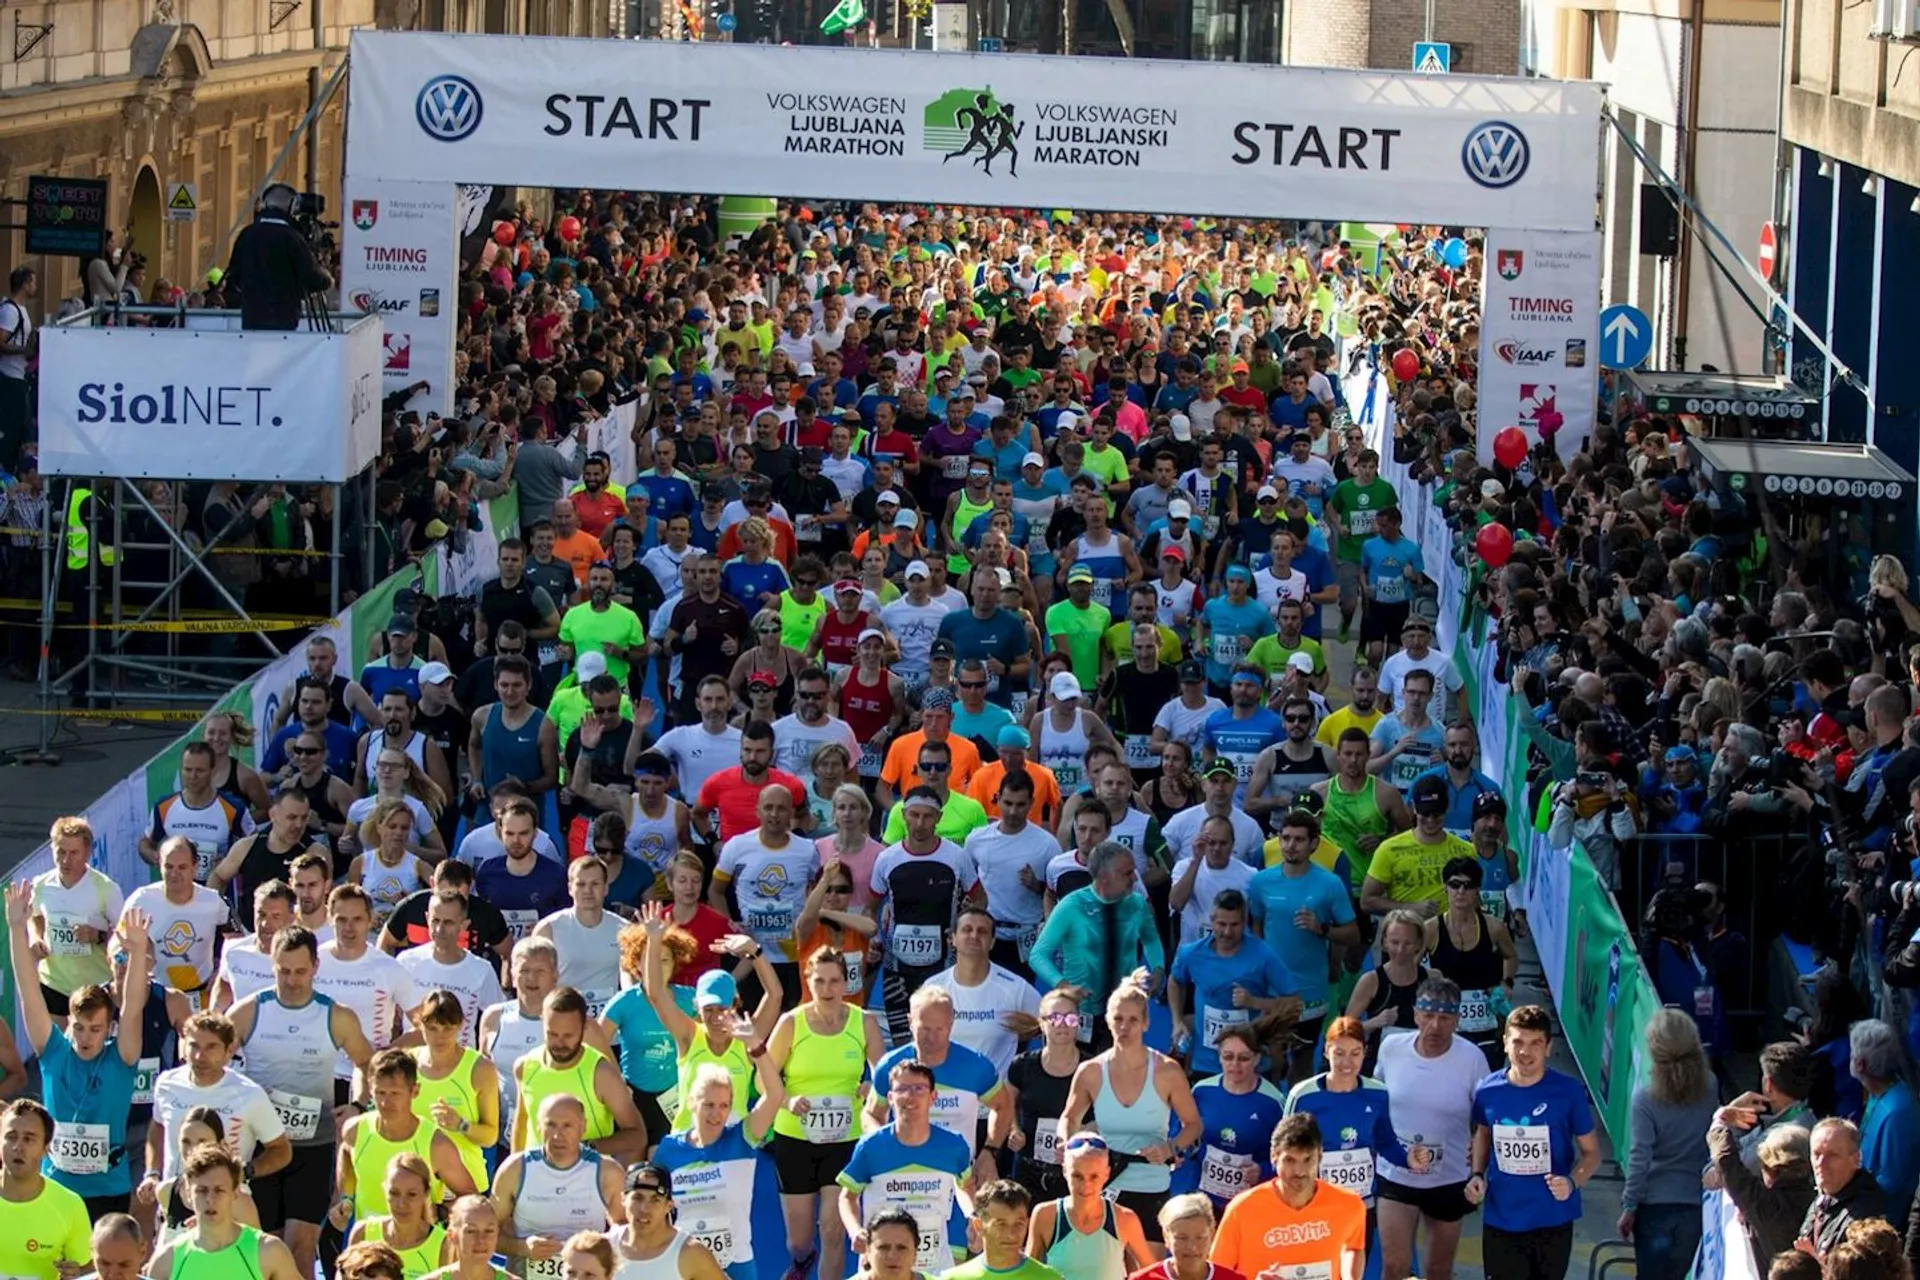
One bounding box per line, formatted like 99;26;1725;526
1066;564;1096;584
694;970;737;1010
1050;672;1084;702
997;725;1032;750
1169;414;1193;441
1472;791;1510;818
905;559;931;580
1481;478;1506;500
575;651;609;682
1167;499;1193;521
894;510;919;529
1231;360;1250;374
1055;411;1080;433
1022;451;1047;470
1410;774;1450;810
747;671;779;692
799;445;825;464
420;661;454;686
876;489;903;507
928;638;957;661
385;614;417;636
1161;546;1186;563
1201;756;1239;778
1177;660;1205;682
857;627;886;644
994;567;1013;588
625;1163;672;1196
1257;485;1281;502
833;578;862;595
1286;651;1316;674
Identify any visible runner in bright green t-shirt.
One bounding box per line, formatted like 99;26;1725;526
935;1181;1064;1280
1045;585;1111;691
1247;632;1327;680
1323;450;1399;644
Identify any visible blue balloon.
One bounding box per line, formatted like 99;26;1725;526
1442;237;1468;269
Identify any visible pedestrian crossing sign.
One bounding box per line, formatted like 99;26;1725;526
1413;41;1451;73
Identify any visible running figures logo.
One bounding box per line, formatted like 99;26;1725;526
1461;121;1529;189
927;87;1022;177
417;75;483;142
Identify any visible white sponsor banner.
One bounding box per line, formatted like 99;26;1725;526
36;317;384;482
339;178;457;418
1478;229;1601;461
1694;1189;1761;1280
346;31;1602;231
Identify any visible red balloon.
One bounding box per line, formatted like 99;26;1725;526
558;215;583;241
491;221;515;246
1492;426;1529;469
1476;522;1515;569
1390;349;1420;381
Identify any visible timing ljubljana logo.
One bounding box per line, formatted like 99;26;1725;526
352;201;379;230
417;75;483;142
1462;121;1529;189
1496;249;1523;279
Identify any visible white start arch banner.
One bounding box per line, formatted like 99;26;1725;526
345;30;1603;232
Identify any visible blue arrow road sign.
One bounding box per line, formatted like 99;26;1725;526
1599;303;1653;370
1413;41;1450;73
716;11;737;30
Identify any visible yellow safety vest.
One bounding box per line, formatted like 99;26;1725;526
64;487;116;570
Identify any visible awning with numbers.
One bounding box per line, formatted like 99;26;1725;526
1688;438;1915;504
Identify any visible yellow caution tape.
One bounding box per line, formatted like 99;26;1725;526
0;615;333;633
0;598;71;612
0;528;332;555
5;705;216;721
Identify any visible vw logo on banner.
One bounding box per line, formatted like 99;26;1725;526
417;75;483;142
1461;120;1530;189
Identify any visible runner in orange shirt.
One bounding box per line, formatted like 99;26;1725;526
1211;1113;1368;1280
968;726;1064;830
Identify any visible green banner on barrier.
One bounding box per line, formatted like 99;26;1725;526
1558;844;1653;1147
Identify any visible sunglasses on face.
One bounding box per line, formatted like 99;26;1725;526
958;680;988;690
755;626;781;635
289;746;320;756
919;761;950;773
1283;714;1312;724
1446;878;1476;891
1044;1011;1081;1028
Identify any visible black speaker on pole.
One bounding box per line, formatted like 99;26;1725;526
1640;183;1680;258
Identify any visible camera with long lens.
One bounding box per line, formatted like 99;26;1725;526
288;191;339;254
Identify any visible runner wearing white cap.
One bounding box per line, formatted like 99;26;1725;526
1028;674;1119;797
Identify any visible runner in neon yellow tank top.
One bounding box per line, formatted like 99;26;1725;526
639;903;785;1133
149;1146;303;1280
347;1153;449;1280
334;1049;478;1222
510;987;648;1161
421;1195;516;1280
412;992;501;1194
777;580;830;653
765;949;887;1280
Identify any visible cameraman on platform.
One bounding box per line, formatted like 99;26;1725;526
225;182;332;331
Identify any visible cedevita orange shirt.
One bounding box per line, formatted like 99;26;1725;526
1211;1179;1368;1280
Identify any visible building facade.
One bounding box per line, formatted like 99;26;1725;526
0;0;608;306
1780;0;1920;484
1523;0;1780;375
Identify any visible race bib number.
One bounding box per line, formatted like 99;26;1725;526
1202;1005;1250;1050
49;1121;111;1176
1009;691;1028;720
858;744;883;777
796;515;821;542
913;1224;951;1274
1203;515;1221;540
1027;525;1050;555
688;1227;736;1268
942;456;970;480
1052;762;1082;791
501;909;539;940
582;989;613;1020
891;923;944;969
1032;1121;1064;1166
744;905;796;949
525;1255;567;1280
1124;735;1156;771
802;1095;856;1144
269;1088;323;1142
46;915;91;958
192;841;218;882
1493;1123;1551;1177
1457;989;1496;1034
537;642;561;668
1013;923;1039;964
132;1056;160;1107
1320;1146;1374;1198
1090;581;1113;609
1480;889;1508;921
1210;633;1244;664
1200;1147;1257;1201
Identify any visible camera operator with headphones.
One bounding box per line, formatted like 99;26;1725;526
225;182;333;331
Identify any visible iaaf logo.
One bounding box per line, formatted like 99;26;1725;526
350;289;412;315
1494;339;1558;367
